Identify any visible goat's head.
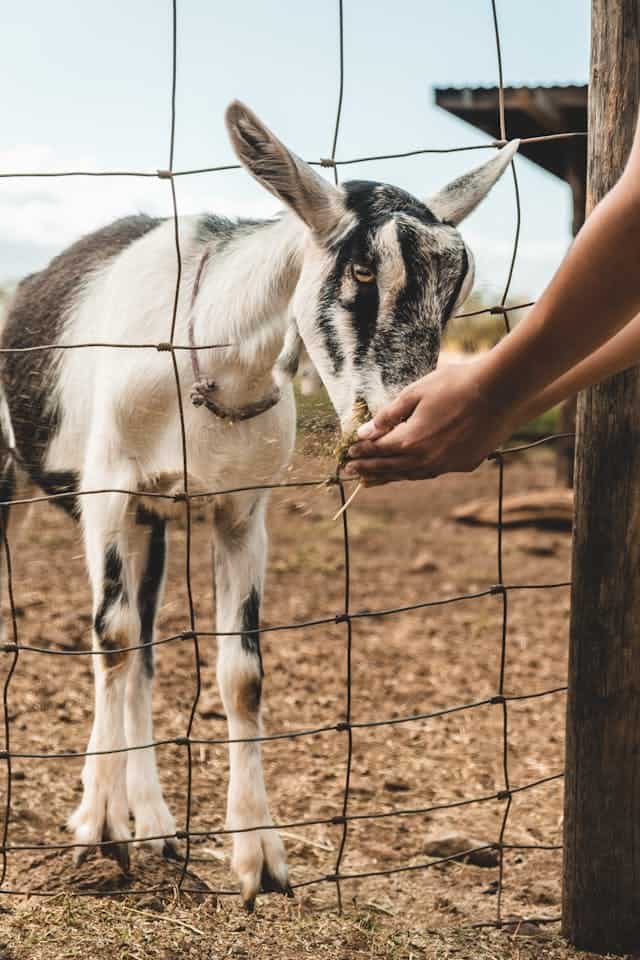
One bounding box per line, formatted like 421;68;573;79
226;101;518;430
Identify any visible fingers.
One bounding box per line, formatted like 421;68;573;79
344;457;432;484
347;438;397;460
357;387;419;441
345;451;485;483
350;419;414;458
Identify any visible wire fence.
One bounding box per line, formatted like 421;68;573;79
0;0;580;927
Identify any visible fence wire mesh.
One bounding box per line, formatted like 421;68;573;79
0;0;580;927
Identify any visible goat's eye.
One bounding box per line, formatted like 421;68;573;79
351;263;376;284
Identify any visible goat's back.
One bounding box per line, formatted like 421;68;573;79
1;216;166;509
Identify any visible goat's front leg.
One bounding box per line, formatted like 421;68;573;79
214;497;290;909
68;483;136;872
125;509;178;859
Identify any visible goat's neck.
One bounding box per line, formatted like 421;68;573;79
197;214;305;375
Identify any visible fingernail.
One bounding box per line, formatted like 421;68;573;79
357;421;375;438
343;463;356;476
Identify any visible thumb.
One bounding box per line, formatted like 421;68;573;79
357;387;419;441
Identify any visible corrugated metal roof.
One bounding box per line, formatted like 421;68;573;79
434;84;587;219
434;84;587;94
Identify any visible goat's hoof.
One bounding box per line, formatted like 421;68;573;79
69;800;131;874
260;862;293;897
71;835;131;875
233;827;290;910
240;873;292;913
131;795;178;860
73;845;95;867
162;839;183;862
101;838;131;875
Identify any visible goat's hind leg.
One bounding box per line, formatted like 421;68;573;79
69;486;137;872
214;496;290;909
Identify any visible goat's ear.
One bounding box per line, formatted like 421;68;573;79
426;140;520;226
226;100;344;236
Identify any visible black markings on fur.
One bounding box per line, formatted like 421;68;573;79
342;180;440;228
442;244;468;329
347;276;380;368
373;217;463;386
136;506;166;678
94;544;126;665
96;545;123;632
241;587;263;708
237;118;265;154
241;587;262;660
196;213;236;244
318;180;468;385
260;862;292;896
236;119;304;214
243;675;262;715
196;214;271;248
322;208;381;371
39;471;80;519
318;181;418;374
2;215;164;520
315;287;346;375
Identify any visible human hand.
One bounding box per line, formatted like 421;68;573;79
344;358;513;485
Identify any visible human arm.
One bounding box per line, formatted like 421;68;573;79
514;311;640;423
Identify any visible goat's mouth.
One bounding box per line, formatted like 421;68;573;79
335;398;372;467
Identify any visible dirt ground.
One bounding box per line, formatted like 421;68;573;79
0;429;615;959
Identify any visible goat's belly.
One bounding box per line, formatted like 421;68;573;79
135;388;297;515
35;381;296;519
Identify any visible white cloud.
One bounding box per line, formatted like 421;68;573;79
0;143;281;280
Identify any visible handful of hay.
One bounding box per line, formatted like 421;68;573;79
334;398;372;468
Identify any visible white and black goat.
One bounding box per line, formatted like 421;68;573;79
0;102;517;907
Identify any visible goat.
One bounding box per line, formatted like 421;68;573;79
0;102;517;908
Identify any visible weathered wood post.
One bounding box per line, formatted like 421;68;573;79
562;0;640;952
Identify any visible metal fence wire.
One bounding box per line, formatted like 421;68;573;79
0;0;581;927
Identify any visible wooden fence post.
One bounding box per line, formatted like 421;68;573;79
562;0;640;952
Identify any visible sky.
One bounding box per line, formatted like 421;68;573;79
0;1;590;301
